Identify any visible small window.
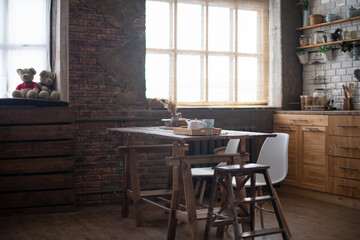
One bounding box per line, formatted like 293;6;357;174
0;0;51;98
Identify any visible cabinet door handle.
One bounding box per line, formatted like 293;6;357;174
305;127;319;131
290;119;307;122
337;125;357;128
337;146;358;150
339;166;358;171
337;184;358;189
277;126;290;129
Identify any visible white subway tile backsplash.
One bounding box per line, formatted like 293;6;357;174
342;61;353;68
346;67;357;74
352;60;360;66
331;62;342;68
336;68;347;75
301;1;360;107
342;75;352;81
331;75;342;82
327;69;337;75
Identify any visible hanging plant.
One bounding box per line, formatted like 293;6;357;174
297;0;309;10
339;41;354;53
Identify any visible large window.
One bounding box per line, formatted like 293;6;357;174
0;0;51;98
146;0;269;106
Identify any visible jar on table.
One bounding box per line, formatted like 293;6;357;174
313;88;326;106
300;35;311;46
313;31;327;44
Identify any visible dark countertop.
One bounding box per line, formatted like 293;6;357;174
275;110;360;115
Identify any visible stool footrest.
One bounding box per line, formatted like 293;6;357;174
237;195;275;203
212;216;252;227
241;227;286;238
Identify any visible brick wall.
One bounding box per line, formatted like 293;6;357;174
302;0;360;109
69;0;148;206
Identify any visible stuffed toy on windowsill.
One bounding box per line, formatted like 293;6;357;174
12;68;39;99
38;70;60;100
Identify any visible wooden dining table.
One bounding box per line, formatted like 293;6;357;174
107;127;275;240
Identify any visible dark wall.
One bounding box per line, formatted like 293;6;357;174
69;0;275;206
281;0;303;110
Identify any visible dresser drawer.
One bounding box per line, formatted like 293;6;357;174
329;136;360;158
329;177;360;198
329;116;360;137
274;114;328;126
329;157;360;180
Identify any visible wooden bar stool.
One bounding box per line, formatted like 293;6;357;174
204;163;289;240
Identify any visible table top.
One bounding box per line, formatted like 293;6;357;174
107;127;274;142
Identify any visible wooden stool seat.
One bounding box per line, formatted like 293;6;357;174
204;163;289;240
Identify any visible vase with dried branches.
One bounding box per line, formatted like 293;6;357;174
162;99;178;127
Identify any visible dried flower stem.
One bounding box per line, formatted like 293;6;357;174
162;99;177;115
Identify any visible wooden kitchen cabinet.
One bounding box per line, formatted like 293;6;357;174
273;125;299;186
328;116;360;199
274;114;328;192
300;126;328;192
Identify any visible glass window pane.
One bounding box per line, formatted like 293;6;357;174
0;1;4;44
8;0;47;45
238;10;257;54
238;57;257;102
145;53;170;99
7;49;48;96
177;55;202;102
177;3;203;50
208;6;232;52
146;1;171;49
0;50;5;98
208;56;232;102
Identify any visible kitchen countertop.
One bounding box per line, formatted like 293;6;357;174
275;110;360;115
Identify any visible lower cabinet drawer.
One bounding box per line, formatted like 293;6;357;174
329;136;360;158
329;177;360;198
329;157;360;180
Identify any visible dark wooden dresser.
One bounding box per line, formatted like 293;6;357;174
0;105;75;214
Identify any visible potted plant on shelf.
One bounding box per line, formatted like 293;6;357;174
317;45;333;62
297;0;309;27
339;41;354;59
297;50;309;64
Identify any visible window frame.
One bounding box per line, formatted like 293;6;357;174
146;0;269;107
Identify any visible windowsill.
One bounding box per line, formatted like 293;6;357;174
0;98;69;107
176;105;279;110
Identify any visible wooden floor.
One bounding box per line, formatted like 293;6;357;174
1;190;359;240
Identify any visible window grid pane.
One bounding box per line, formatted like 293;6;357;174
177;3;204;51
177;54;202;102
145;0;268;106
146;1;171;49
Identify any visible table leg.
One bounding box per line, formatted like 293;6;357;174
167;165;182;240
129;147;144;227
121;134;131;218
181;161;200;240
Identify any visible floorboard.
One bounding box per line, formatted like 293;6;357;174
0;190;359;240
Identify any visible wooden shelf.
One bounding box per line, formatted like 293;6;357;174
296;38;360;50
296;16;360;31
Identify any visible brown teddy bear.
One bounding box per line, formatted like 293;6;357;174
12;68;39;99
38;70;60;100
